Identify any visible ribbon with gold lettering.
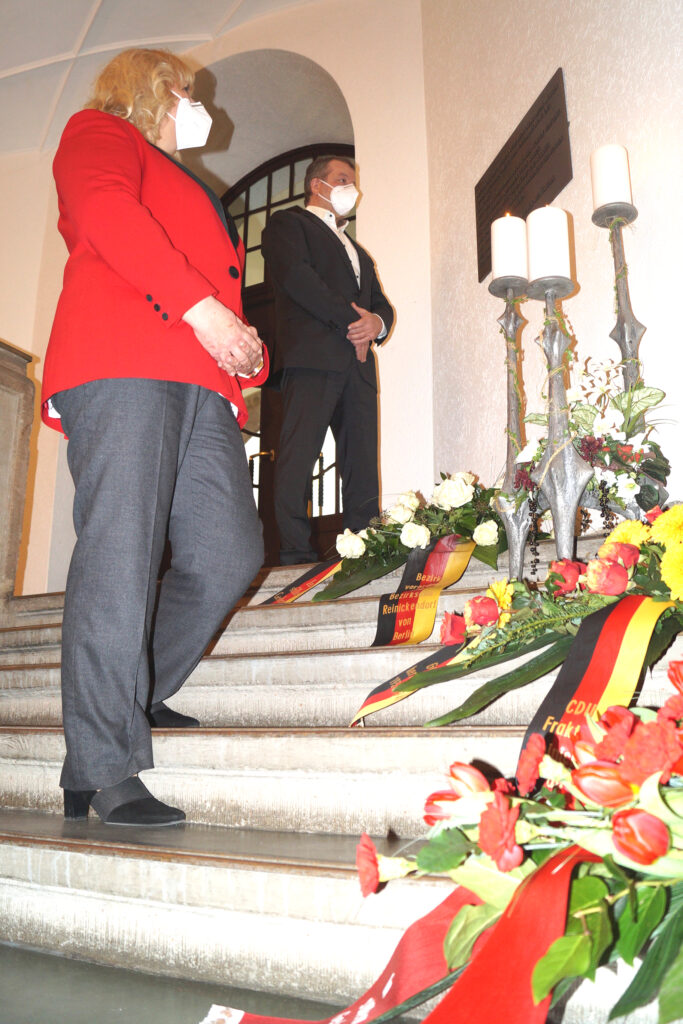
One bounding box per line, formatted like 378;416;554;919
350;639;467;727
372;536;475;647
261;558;342;605
520;594;675;760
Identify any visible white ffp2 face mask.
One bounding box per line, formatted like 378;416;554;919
319;178;359;216
168;91;212;150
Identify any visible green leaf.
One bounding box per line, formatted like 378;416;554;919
616;885;667;966
636;483;659;512
658;939;683;1024
571;403;599;433
443;903;501;971
449;854;533;910
566;876;613;980
472;543;499;569
425;635;574;727
525;412;549;426
416;828;472;873
532;934;592;1003
312;552;406;601
608;900;683;1019
610;387;665;420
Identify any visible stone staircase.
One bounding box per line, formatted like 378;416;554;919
0;538;676;1022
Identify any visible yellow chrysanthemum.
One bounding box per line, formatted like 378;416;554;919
486;577;514;611
604;519;651;548
650;505;683;551
660;545;683;602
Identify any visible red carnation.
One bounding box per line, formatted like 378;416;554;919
440;611;467;646
584;558;629;596
668;659;683;695
478;791;523;872
618;720;683;786
657;695;683;775
594;706;637;762
612;809;670;865
516;733;546;795
644;505;663;524
546;559;586;597
356;833;380;897
493;777;515;794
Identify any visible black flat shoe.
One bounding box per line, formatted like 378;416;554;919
64;777;185;826
147;702;200;728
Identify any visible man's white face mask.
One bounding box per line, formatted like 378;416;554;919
319;178;359;217
168;91;212;150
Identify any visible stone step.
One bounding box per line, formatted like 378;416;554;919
0;809;659;1023
0;632;678;729
0;726;524;834
0;808;450;1005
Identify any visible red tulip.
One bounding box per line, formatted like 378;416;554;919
612;809;670;865
571;762;634;808
597;541;640;569
546;559;586;597
440;611;467;646
424;789;461;826
584;559;629;596
356;832;380;896
447;762;490;797
464;595;499;628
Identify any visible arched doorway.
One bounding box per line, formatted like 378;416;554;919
185;50;356;565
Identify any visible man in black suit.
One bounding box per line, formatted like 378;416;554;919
262;155;394;565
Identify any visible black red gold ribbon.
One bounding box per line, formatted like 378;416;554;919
521;594;675;759
261;558;342;605
350;640;467;727
372;536;475;647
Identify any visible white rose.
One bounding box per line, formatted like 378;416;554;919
451;471;476;487
335;528;366;559
358;528;375;540
431;476;475;510
396;490;420;512
472;520;498;546
386;503;414;525
400;522;431;549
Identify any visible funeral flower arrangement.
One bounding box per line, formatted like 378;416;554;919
356;659;683;1022
388;506;683;728
515;360;670;516
316;472;506;602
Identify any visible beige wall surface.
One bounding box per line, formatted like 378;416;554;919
422;0;683;501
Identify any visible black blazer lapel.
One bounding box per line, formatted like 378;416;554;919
298;207;360;291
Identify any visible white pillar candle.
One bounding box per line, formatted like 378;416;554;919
590;144;633;211
491;213;528;280
526;206;571;281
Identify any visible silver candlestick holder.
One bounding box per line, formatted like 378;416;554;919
528;277;594;560
592;201;643;392
489;275;530;580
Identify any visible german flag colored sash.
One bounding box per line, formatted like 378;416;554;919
350;640;467;726
521;594;675;759
372;536;475;647
261;558;342;605
198;846;593;1024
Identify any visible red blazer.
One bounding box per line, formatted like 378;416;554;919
42;109;268;430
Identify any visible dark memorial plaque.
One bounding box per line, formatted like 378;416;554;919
475;68;572;281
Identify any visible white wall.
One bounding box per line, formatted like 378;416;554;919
422;0;683;500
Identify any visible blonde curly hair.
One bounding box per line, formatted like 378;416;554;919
85;48;194;144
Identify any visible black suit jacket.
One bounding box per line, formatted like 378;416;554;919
261;206;393;386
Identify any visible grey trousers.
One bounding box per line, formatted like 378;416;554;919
53;379;264;791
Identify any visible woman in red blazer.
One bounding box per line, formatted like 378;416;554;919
42;48;267;826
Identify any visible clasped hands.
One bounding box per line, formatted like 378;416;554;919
346;301;382;363
183;295;264;376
